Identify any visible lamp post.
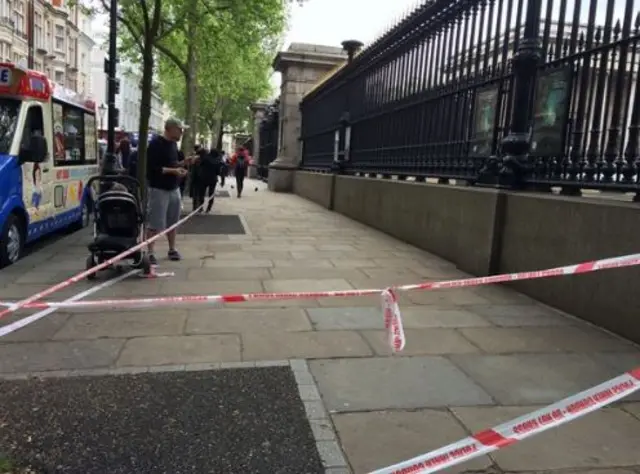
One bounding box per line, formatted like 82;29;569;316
106;0;118;158
98;103;106;135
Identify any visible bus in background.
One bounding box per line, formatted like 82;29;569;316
0;63;99;268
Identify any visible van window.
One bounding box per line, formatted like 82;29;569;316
0;98;20;154
83;112;97;163
21;105;45;150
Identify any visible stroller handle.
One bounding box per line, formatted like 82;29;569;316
87;174;142;191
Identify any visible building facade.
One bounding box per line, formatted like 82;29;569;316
0;0;93;92
90;47;168;134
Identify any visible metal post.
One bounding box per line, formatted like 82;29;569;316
497;0;543;188
106;0;118;158
27;0;34;69
332;39;363;174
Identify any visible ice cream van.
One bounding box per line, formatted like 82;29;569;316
0;62;99;267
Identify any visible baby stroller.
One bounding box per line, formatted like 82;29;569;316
85;175;152;280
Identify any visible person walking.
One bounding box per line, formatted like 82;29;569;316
196;148;223;213
145;118;192;264
190;144;208;212
117;138;132;172
229;146;250;198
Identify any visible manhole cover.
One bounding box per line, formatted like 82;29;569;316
178;214;246;235
0;367;323;473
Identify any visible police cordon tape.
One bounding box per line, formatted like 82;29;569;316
4;251;640;311
0;193;216;319
368;366;640;474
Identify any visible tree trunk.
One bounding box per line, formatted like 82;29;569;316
181;0;199;153
208;121;218;149
216;121;224;150
136;34;155;199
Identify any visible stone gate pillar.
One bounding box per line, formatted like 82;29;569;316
268;43;346;192
249;102;268;179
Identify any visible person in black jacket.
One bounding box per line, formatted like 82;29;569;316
194;147;222;213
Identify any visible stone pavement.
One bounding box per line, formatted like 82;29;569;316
1;178;640;473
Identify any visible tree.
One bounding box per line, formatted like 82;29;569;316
156;0;283;151
92;0;185;192
153;0;288;153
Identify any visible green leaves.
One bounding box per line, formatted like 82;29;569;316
155;0;291;139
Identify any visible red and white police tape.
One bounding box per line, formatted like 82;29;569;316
4;251;639;311
368;367;640;474
382;288;405;353
0;193;215;319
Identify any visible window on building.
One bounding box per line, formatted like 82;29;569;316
34;13;43;50
1;42;9;62
46;21;52;48
34;61;42;72
13;0;24;34
12;53;20;64
54;25;64;52
54;70;63;84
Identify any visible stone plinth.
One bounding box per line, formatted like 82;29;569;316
249;102;268;179
268;43;346;192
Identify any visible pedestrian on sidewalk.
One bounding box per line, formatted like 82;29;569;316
230;146;250;198
194;148;224;213
117;138;132;171
145;118;192;264
190;144;208;212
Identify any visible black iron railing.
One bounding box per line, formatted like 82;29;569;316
258;101;279;180
300;0;640;198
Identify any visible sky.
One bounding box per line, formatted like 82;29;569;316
271;0;420;94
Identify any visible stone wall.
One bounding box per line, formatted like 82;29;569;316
292;171;640;344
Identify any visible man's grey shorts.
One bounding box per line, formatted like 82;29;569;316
147;187;181;231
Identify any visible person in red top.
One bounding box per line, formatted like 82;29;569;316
229;147;252;198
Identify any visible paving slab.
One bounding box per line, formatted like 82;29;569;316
452;406;640;471
0;339;124;373
333;410;493;474
622;403;640;420
263;278;354;293
185;307;312;333
306;307;383;330
591;352;640;373
458;326;637;354
361;328;481;356
310;357;494;412
448;353;638;405
159;279;264;295
116;335;241;367
241;330;372;360
187;267;272;280
0;367;323;473
271;259;338;269
52;310;187;340
405;287;493;306
396;306;495;328
0;313;71;343
465;304;577;326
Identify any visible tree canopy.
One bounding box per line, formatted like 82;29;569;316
154;0;286;151
88;0;301;191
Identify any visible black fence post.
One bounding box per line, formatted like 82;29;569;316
331;40;363;175
496;0;543;188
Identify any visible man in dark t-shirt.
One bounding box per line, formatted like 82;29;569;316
146;117;192;264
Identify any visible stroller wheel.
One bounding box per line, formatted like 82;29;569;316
141;254;152;276
86;255;97;280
